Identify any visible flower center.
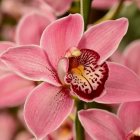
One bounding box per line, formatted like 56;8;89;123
64;49;109;102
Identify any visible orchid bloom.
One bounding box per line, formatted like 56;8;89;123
1;14;140;139
79;101;140;140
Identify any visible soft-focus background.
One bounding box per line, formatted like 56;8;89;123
0;0;140;140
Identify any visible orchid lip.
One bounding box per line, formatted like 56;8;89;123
64;49;109;102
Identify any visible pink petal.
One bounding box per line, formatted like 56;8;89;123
123;40;140;76
110;50;123;64
57;57;69;84
24;83;74;139
0;41;15;70
118;101;140;133
65;49;108;102
0;41;15;53
92;0;117;9
40;14;84;68
78;18;128;64
78;109;125;140
1;45;61;86
0;112;17;140
95;62;140;103
16;11;53;45
40;0;73;15
0;74;34;108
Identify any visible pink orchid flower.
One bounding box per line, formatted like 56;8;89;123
1;14;140;139
79;101;140;140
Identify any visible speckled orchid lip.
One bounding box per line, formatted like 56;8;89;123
65;49;108;102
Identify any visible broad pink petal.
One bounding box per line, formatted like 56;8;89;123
40;0;73;15
78;109;125;140
92;0;117;9
0;41;15;53
78;18;128;64
123;40;140;76
0;74;34;108
1;45;61;86
118;101;140;133
40;14;84;68
24;83;74;139
95;62;140;103
16;12;53;45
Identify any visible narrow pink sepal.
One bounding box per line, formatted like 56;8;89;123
1;45;61;86
0;74;34;108
78;109;125;140
78;18;128;64
16;12;53;45
57;57;69;84
40;14;84;68
123;40;140;76
41;0;73;15
24;83;74;139
118;101;140;133
95;62;140;103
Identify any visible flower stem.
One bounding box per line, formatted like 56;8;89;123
74;1;92;140
80;0;92;30
75;100;85;140
95;0;125;24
